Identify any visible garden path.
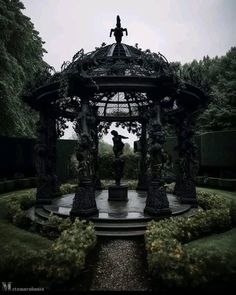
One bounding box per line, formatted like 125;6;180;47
89;237;151;291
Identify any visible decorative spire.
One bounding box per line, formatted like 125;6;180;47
110;15;128;43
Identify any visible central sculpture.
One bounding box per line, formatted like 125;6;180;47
108;130;129;201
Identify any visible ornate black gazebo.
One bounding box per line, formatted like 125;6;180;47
25;16;207;220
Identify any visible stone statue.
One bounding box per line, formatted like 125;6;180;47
111;130;128;158
108;130;129;200
110;15;128;43
76;133;94;182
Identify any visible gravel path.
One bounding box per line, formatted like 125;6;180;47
90;237;151;291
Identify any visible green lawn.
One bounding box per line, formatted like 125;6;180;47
186;187;236;273
186;228;236;267
0;189;52;262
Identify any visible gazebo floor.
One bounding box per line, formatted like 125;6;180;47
28;190;195;237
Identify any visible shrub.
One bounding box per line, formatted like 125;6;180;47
197;191;229;210
60;183;77;195
4;192;35;228
19;191;36;210
145;192;235;288
41;213;72;239
36;219;97;284
98;153;140;179
165;183;175;193
0;219;97;287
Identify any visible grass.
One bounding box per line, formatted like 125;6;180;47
185;187;236;282
185;228;236;289
186;228;236;267
0;189;52;263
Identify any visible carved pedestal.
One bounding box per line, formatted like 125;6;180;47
108;185;128;201
70;181;98;217
144;181;171;216
174;116;199;208
112;158;125;186
36;176;53;206
95;178;104;190
136;177;148;191
136;122;148;191
175;180;198;207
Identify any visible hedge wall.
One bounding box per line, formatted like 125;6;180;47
1;130;236;182
98;153;140;179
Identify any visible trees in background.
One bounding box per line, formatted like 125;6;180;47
0;0;234;137
98;140;133;156
0;0;49;137
172;47;236;133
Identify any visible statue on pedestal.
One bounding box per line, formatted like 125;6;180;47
111;130;128;158
108;130;128;201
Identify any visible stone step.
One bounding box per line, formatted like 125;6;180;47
90;216;152;223
93;222;147;232
27;207;46;225
35;207;51;220
95;229;146;237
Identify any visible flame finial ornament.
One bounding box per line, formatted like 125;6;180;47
110;15;128;43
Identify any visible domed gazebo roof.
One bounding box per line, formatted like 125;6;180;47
60;42;172;79
24;16;207;122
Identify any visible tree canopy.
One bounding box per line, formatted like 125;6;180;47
0;0;49;137
172;47;236;132
0;1;235;138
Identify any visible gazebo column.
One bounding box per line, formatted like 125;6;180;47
94;129;103;190
47;115;61;197
136;121;148;190
174;115;198;207
144;100;171;216
34;107;56;205
70;98;98;217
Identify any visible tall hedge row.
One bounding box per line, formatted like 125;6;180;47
98;154;140;179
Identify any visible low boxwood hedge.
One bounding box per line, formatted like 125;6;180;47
196;176;236;191
145;190;236;288
1;191;97;288
0;178;38;194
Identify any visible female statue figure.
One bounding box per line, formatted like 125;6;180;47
111;130;128;158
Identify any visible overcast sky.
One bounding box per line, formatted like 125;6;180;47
22;0;236;145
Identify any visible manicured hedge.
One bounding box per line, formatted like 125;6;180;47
1;191;97;287
98;153;140;179
60;183;77;195
0;177;38;194
145;191;236;288
196;176;236;191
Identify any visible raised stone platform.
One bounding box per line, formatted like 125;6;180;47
29;190;193;236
